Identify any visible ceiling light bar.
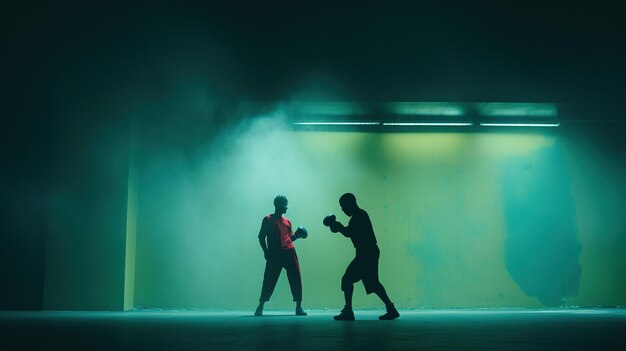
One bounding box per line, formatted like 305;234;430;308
480;122;560;127
477;103;558;117
383;122;473;126
387;102;465;116
292;121;380;126
296;102;368;116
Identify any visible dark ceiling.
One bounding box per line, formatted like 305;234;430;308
2;1;626;119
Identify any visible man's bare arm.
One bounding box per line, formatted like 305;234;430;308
258;218;269;259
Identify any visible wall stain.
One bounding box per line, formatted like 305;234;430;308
501;142;581;306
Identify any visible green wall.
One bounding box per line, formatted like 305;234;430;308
131;115;626;309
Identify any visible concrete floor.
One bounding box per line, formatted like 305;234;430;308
1;309;625;350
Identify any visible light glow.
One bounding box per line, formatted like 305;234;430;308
477;103;557;117
295;102;367;116
480;123;560;127
292;121;380;126
387;102;465;116
383;122;473;127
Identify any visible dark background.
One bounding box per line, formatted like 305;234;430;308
2;1;625;310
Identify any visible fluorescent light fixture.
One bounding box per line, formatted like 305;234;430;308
387;102;465;116
480;122;560;127
383;122;473;126
477;103;557;117
292;121;380;126
289;102;560;130
295;102;367;116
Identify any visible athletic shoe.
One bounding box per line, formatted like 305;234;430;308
378;304;400;320
333;306;355;321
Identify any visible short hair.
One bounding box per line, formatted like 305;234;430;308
339;193;357;206
274;195;288;207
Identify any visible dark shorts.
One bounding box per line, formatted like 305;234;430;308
342;245;381;294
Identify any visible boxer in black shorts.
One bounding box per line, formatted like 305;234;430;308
328;193;399;320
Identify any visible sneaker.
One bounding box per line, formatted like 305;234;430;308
333;306;355;321
295;307;307;316
254;305;263;316
378;304;400;320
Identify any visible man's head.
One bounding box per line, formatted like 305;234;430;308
273;195;288;215
339;193;358;216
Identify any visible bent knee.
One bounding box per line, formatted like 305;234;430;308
341;277;355;291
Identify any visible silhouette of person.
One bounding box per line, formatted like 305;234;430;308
255;195;307;316
328;193;399;320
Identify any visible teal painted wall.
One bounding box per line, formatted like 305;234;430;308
131;115;626;309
